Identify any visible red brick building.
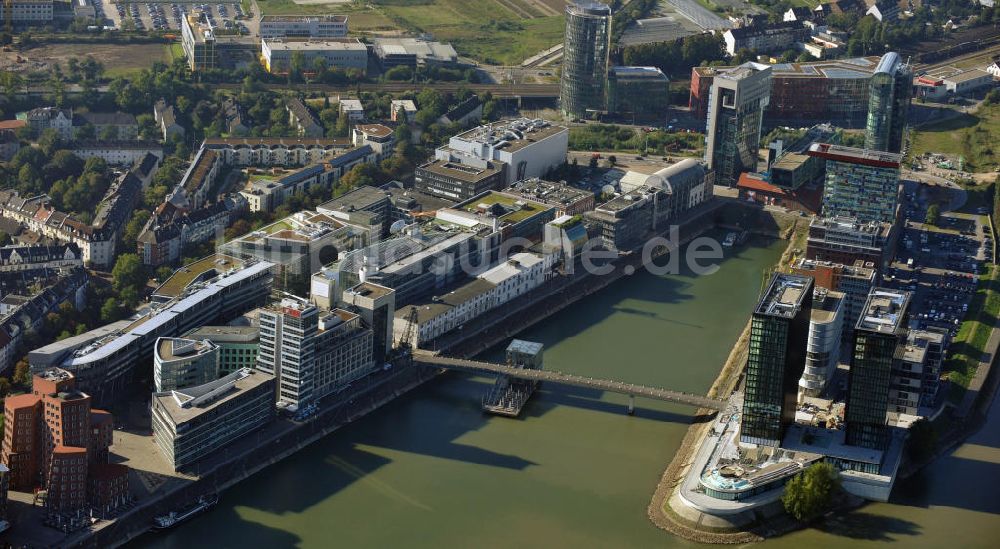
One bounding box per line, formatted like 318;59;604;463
0;369;124;517
2;393;42;490
88;463;130;518
736;173;822;214
46;446;88;514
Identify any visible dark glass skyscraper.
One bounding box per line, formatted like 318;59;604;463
740;273;814;447
705;62;772;186
864;52;913;154
846;288;911;450
560;1;611;119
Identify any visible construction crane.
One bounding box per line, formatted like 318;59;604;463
397;306;419;355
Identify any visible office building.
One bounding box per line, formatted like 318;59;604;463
0;369;125;516
262;38;368;74
810;143;902;224
257;296;375;409
740;274;813;447
434;118;569;187
805;216;895;269
181;13;259;71
394;253;552;348
220;211;369;277
257;298;319;408
153;337;221;392
864;52;913;154
28;258;274;406
317;185;394;241
790;258;877;337
341;282;396;367
0;0;53;24
505;178;596;217
891;328;947;417
151;368;275;471
560;1;612;119
690;56;882;128
414;158;506;201
705;63;772;186
606;66;670;118
846;289;910;450
798;288;844;399
185;325;260;376
259;14;348;39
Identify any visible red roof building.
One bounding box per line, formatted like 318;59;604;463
736;172;822;214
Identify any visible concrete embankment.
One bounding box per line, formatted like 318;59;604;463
77;201;732;548
646;224;806;544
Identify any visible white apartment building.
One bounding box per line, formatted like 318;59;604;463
394;252;553;348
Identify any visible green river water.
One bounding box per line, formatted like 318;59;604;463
138;238;1000;548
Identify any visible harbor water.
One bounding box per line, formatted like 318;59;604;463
136;237;1000;548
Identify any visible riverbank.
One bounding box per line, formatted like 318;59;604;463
646;221;807;544
54;199;735;548
647;212;1000;545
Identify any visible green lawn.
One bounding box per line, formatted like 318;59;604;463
255;0;396;30
373;0;565;65
166;42;185;62
945;263;1000;401
910;103;1000;173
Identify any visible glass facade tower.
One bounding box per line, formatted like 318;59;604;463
864;52;913;154
705;63;772;186
740;273;814;447
560;1;611;119
808;143;902;224
846;288;911;450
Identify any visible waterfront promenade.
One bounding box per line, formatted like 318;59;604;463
28;198;728;547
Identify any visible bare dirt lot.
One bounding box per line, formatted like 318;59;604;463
0;42;170;75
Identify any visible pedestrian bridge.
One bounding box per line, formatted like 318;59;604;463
411;350;727;411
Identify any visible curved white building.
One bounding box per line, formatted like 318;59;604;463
154;338;220;393
799;288;844;399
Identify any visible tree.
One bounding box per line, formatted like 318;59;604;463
926;203;941;226
100;297;120;323
907;418;938;462
13;358;31;386
111;253;145;293
0;377;10;397
782;462;840;522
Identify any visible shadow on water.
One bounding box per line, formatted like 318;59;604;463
814;511;922;542
135;494;303;549
890;451;1000;516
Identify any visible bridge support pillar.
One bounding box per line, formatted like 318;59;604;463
626;394;635;416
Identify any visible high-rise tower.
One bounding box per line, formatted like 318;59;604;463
740;273;814;447
704;62;772;186
560;1;611;119
864;52;913;154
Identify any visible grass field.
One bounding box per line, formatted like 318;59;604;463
946;261;1000;401
254;0;395;30
910;102;1000;173
372;0;565;64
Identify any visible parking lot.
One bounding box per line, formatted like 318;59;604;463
106;1;248;33
882;183;992;340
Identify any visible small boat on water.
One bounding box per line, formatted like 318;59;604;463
152;493;219;531
723;230;750;248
